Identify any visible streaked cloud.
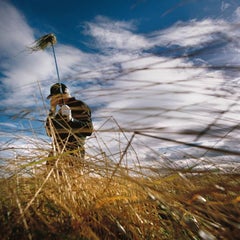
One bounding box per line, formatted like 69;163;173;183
84;16;150;52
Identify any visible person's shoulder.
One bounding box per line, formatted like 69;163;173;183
68;97;89;107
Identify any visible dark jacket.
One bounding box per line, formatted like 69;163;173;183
46;97;93;142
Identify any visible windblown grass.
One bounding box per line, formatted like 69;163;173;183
0;148;239;240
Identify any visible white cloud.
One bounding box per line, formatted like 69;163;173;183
90;54;228;132
149;19;230;47
84;16;151;52
221;1;230;12
0;122;17;128
0;1;34;57
234;7;240;20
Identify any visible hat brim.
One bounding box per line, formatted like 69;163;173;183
47;94;52;99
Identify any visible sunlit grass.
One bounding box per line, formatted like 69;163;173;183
0;133;239;240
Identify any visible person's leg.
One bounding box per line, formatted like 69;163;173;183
46;143;56;167
66;138;86;170
70;137;86;159
78;144;85;159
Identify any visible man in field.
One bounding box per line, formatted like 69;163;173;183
45;83;93;165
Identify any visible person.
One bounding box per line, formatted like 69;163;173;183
45;83;93;166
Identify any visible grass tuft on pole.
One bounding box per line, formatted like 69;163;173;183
29;33;61;88
29;33;57;51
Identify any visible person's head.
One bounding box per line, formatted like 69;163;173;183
47;83;71;108
47;83;69;99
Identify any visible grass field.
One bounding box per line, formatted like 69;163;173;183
0;152;239;240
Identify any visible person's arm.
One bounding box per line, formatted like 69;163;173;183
60;104;93;135
45;116;52;137
70;117;92;129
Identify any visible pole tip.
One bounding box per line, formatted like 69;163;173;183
29;33;57;51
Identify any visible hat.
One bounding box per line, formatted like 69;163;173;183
47;83;68;99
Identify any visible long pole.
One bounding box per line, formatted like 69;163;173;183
51;43;63;94
29;33;63;94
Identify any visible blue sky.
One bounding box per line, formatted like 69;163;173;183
8;0;219;47
1;0;240;166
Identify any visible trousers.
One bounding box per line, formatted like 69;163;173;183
46;136;86;167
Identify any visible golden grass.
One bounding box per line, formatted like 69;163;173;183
0;155;239;240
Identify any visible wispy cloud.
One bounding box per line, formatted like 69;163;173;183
149;19;230;47
83;16;151;52
0;1;33;57
0;122;17;128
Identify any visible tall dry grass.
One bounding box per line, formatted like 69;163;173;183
0;127;240;240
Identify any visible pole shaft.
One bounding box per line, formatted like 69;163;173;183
51;43;63;94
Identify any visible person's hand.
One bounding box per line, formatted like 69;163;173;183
50;94;63;109
60;105;72;122
48;108;55;117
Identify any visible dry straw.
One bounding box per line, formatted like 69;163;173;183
29;33;57;52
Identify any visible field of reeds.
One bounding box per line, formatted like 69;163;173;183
0;136;239;240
